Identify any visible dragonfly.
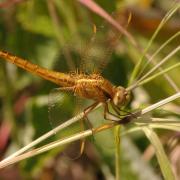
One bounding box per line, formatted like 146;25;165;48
0;50;129;122
0;27;132;158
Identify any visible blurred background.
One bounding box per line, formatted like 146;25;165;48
0;0;179;179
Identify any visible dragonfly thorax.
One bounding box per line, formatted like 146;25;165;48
112;86;128;107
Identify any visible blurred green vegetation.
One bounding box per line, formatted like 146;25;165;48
0;0;179;179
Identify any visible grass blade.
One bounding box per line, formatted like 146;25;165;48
137;62;180;88
130;2;180;83
0;91;179;168
137;45;180;83
137;31;180;78
142;92;180;115
142;127;175;180
0;128;93;169
0;112;85;165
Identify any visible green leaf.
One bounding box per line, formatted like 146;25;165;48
17;1;55;36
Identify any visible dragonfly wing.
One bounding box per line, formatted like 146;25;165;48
53;24;119;75
48;87;90;159
87;102;116;151
89;13;132;75
74;23;125;75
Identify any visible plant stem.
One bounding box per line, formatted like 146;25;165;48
127;62;180;91
129;2;180;84
115;125;121;180
0;92;179;169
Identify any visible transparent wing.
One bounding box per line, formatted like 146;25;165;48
48;87;115;158
48;87;96;159
72;24;119;75
85;102;116;153
48;87;85;159
53;23;122;75
74;20;130;77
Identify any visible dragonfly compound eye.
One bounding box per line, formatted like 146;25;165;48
113;86;127;107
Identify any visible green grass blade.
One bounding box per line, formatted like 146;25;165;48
138;31;180;77
129;3;180;85
115;125;121;180
138;62;180;87
122;122;180;136
137;45;180;83
142;127;175;180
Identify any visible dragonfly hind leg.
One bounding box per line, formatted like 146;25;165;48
83;102;99;129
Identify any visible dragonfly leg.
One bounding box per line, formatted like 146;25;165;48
83;102;99;130
78;118;86;158
103;103;121;121
66;111;93;160
83;102;99;142
110;101;121;115
83;115;96;143
110;101;140;119
116;111;140;124
84;102;99;115
103;102;139;124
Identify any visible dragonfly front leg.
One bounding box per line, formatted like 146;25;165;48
110;101;138;119
110;102;141;124
84;102;99;114
110;101;121;116
103;103;121;121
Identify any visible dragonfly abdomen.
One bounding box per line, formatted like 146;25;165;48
0;50;74;87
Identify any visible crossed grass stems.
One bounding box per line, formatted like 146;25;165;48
0;7;180;170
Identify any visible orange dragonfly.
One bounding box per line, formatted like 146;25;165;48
0;50;129;122
0;27;132;157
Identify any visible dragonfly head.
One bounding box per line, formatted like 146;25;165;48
113;86;129;107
